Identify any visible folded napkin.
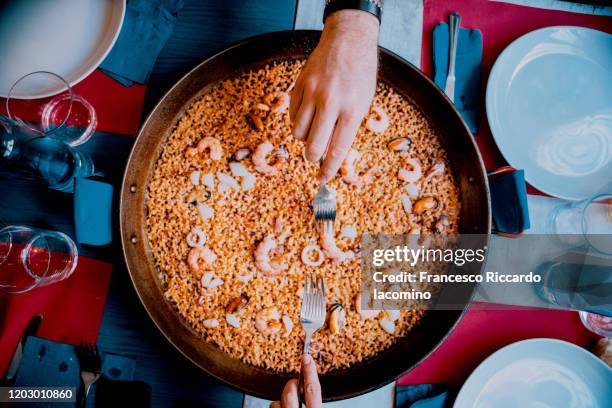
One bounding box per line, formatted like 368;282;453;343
99;0;185;86
15;337;136;408
488;168;530;235
432;22;482;134
74;178;113;246
396;384;452;408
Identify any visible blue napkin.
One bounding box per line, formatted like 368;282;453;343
99;0;184;86
396;384;452;408
73;178;113;246
489;169;530;235
15;336;136;408
433;23;482;134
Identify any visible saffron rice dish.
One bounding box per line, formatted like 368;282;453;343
145;60;460;373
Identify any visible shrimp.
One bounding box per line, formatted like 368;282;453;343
366;106;389;133
319;223;354;263
398;158;422;183
186;227;207;248
255;307;283;336
426;160;445;180
255;235;288;276
186;136;224;161
187;246;217;274
252;141;286;175
340;148;362;185
263;91;290;113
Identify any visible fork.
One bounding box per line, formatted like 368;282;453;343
75;342;101;408
313;182;337;232
298;275;326;407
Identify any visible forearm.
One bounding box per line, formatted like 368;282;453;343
323;9;380;43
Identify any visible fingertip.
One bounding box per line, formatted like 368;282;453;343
305;149;322;163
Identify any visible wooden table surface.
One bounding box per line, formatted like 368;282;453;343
1;1;296;407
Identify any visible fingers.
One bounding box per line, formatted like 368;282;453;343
319;113;361;183
292;97;316;141
304;106;337;163
302;354;323;408
280;379;299;408
289;80;304;124
269;402;281;408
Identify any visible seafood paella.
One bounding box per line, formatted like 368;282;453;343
145;60;460;373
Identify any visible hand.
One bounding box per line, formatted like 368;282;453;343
270;354;322;408
290;10;379;183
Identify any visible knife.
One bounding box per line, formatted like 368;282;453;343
444;12;462;102
2;314;42;385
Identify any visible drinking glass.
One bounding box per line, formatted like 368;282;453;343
0;121;97;192
548;191;612;254
579;311;612;338
6;71;97;146
0;226;78;294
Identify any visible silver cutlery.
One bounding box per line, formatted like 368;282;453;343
444;12;462;102
75;342;101;408
298;275;326;407
313;182;337;232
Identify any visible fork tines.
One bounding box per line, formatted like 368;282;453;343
75;342;101;373
313;184;337;227
301;275;326;322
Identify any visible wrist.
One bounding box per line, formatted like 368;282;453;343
322;10;379;44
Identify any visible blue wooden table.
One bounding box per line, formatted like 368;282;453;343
1;1;296;407
99;1;297;407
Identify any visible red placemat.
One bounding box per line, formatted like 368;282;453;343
395;0;611;387
0;70;145;136
397;303;598;386
0;256;113;376
421;0;612;194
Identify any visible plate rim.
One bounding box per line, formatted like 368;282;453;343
0;0;126;99
485;25;612;201
454;337;612;407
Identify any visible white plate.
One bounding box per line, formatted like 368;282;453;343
486;26;612;200
0;0;125;99
454;338;612;408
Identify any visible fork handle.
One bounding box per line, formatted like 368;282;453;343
298;332;313;407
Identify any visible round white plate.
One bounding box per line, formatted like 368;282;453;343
454;338;612;408
0;0;125;99
486;26;612;200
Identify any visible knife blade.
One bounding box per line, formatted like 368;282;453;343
2;314;42;385
444;12;461;102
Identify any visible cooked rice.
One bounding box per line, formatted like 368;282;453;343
145;60;460;373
